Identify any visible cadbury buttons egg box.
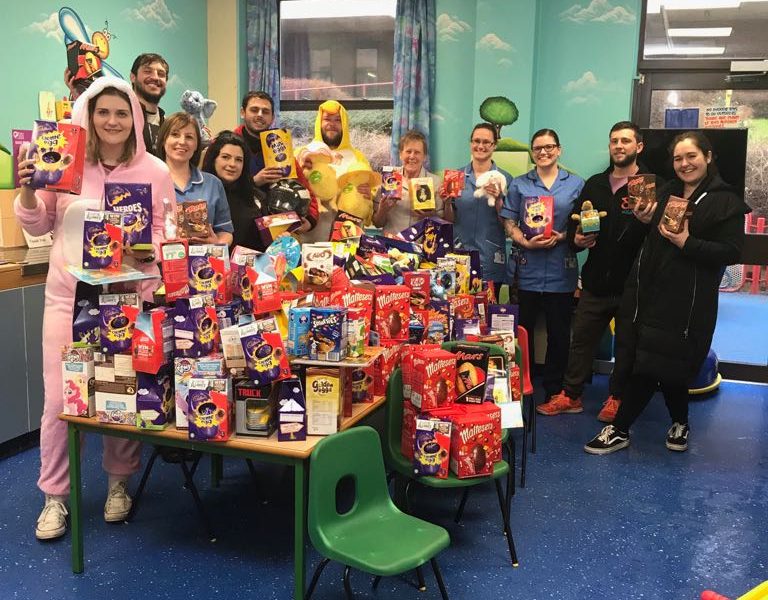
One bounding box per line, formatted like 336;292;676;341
259;128;297;178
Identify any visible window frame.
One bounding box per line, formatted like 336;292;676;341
277;0;395;113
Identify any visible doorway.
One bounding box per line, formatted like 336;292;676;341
633;69;768;382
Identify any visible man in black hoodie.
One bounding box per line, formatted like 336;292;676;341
536;121;657;422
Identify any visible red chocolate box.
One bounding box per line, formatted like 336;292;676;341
410;348;457;411
403;271;431;310
449;403;501;478
374;285;410;342
375;340;403;397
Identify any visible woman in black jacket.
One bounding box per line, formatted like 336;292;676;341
585;131;751;455
202;131;267;250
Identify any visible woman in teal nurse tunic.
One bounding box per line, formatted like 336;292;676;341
443;123;513;293
501;128;584;400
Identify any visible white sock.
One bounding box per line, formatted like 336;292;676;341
45;494;68;505
107;474;128;491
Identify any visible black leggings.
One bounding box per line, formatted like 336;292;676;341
612;373;689;433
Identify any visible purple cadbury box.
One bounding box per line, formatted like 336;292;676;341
104;182;153;249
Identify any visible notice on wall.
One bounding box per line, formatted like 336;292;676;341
703;106;740;128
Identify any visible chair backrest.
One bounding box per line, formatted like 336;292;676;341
308;426;395;553
383;368;406;469
516;326;534;395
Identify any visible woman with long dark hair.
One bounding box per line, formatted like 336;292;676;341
585;131;750;455
201;131;266;249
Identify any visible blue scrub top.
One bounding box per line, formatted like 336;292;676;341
174;166;235;234
500;167;584;293
452;162;514;283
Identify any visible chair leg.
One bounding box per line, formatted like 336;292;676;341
343;565;355;599
245;458;260;486
506;436;516;498
529;394;537;453
416;565;426;591
430;558;450;600
126;446;161;521
179;460;217;542
454;488;470;524
372;575;382;590
305;557;330;600
494;479;519;567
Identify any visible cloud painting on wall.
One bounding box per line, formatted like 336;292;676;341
26;12;65;43
562;70;619;105
436;13;471;42
560;0;636;24
123;0;179;30
476;33;513;52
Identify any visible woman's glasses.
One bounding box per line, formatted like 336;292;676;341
471;138;495;147
532;144;559;154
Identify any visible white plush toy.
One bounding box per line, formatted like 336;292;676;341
180;90;217;142
473;170;508;206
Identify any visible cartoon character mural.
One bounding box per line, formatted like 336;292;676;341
59;7;122;95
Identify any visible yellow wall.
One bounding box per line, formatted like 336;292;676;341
207;0;241;134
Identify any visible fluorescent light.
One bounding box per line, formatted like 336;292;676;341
647;0;740;12
645;45;726;55
668;27;733;37
281;0;396;20
649;0;768;11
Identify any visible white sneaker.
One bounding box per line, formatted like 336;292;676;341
36;498;68;540
104;481;132;522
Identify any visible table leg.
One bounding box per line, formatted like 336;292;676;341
67;425;83;574
293;459;307;600
210;454;223;488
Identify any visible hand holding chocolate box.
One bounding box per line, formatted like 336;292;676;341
662;195;691;234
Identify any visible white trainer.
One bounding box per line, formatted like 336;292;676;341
36;498;68;540
104;481;132;522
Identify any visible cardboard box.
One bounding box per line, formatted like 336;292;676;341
95;352;137;425
0;216;26;248
187;377;233;442
174;354;227;429
136;367;174;429
306;367;342;436
277;377;307;441
61;344;95;417
234;380;276;437
27;120;85;195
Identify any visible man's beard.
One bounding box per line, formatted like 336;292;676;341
322;130;342;148
612;150;637;168
135;83;165;106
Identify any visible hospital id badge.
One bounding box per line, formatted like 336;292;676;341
494;250;505;264
565;256;578;269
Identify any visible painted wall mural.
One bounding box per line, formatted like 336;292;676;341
2;0;207;147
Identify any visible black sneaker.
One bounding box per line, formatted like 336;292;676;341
584;425;630;455
666;422;689;452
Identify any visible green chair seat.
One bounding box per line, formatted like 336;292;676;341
307;426;452;599
390;450;510;489
317;511;449;576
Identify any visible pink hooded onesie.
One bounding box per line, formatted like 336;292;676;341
14;77;177;496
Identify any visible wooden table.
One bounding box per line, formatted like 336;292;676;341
61;396;385;600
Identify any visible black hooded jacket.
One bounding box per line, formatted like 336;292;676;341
615;173;751;384
566;164;657;297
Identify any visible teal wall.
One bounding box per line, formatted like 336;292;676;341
531;0;641;176
433;0;641;178
433;0;537;173
1;1;207;150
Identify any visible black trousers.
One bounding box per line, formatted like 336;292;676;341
612;373;689;433
562;289;632;400
518;289;574;398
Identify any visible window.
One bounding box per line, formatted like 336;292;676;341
279;0;396;168
641;1;768;62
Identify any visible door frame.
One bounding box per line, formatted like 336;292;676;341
632;70;768;383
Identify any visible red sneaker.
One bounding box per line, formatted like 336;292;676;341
536;391;583;416
597;396;621;423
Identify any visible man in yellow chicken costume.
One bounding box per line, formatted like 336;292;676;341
297;100;378;242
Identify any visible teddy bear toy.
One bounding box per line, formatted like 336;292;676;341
571;200;607;234
473;170;508;207
180;90;217;143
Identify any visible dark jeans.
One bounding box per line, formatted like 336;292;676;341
518;289;574;398
562;289;632;400
612;373;689;433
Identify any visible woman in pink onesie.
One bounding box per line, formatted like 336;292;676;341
15;77;176;540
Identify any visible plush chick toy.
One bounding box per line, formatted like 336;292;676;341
571;200;607;234
298;142;340;212
336;163;382;225
180;90;217;142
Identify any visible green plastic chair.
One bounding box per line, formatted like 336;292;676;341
306;426;451;600
383;363;519;567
